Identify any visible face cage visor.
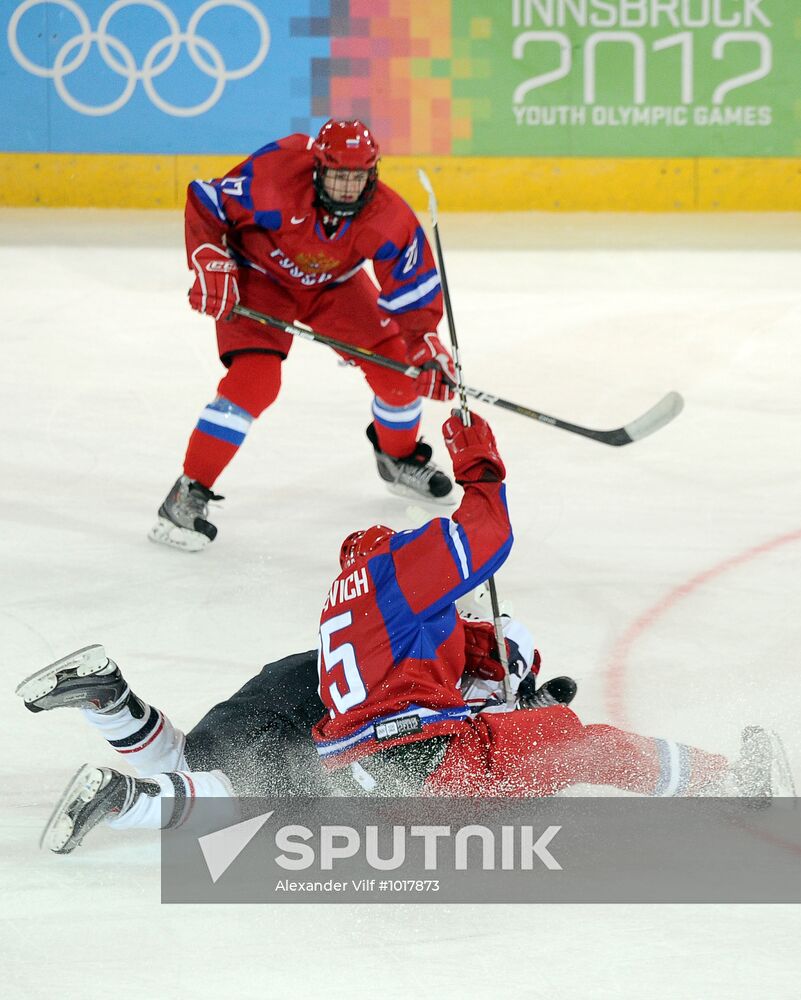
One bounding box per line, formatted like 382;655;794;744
313;165;378;218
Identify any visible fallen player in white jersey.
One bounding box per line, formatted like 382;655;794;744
16;629;793;855
15;618;568;853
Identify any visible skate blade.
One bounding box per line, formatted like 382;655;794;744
148;517;210;552
40;764;103;854
383;481;457;507
15;644;107;705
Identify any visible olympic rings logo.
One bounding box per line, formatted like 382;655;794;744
7;0;270;117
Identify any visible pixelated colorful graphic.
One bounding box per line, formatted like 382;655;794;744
290;0;491;155
288;0;801;159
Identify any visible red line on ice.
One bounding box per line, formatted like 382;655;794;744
604;527;801;730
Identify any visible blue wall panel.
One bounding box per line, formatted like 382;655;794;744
2;0;331;152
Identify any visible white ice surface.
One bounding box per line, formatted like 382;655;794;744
2;208;800;999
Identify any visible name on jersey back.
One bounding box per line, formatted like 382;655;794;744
323;567;370;612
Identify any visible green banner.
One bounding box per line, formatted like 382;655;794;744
452;1;801;155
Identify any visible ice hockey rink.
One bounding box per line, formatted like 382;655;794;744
2;207;800;999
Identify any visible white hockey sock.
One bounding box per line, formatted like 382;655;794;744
107;770;236;830
81;700;188;774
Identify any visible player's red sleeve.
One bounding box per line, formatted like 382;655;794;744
453;481;512;572
387;480;513;618
184;147;259;267
369;191;443;337
185;182;230;268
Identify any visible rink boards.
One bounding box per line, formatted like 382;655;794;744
2;153;801;211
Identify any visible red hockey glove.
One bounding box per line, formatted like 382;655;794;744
409;333;457;401
463;618;538;681
188;243;240;321
442;410;506;483
463;620;508;682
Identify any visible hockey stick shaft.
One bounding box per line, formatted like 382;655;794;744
231;305;683;447
232;303;419;376
418;175;472;423
418;169;512;702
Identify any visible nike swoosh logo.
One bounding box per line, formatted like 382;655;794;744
198;810;273;883
380;318;391;327
291;216;308;225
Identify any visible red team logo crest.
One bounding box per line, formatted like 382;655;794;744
295;251;341;273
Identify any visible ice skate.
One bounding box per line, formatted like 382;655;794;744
15;644;130;714
366;423;454;505
149;475;223;552
518;675;578;710
729;726;796;799
41;764;159;854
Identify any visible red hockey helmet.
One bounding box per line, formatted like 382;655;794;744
313;119;380;218
339;524;394;570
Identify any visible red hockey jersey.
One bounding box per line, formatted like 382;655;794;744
312;481;513;768
185;134;443;336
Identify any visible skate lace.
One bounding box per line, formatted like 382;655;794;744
396;460;439;488
181;490;208;519
181;482;223;518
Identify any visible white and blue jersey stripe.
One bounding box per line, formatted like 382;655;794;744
190;180;228;223
315;703;472;760
377;268;442;315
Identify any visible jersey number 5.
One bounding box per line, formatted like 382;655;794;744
319;612;367;714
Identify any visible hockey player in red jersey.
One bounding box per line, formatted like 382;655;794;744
150;119;458;552
313;410;513;767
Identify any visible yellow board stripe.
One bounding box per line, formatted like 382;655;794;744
2;153;800;211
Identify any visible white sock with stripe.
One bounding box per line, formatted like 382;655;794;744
371;396;422;456
106;770;236;830
196;396;253;449
81;700;187;774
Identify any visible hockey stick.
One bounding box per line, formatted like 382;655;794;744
232;304;683;447
418;169;512;704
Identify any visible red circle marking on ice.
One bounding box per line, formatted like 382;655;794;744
604;526;801;730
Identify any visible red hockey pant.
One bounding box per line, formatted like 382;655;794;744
184;270;423;487
424;707;729;797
